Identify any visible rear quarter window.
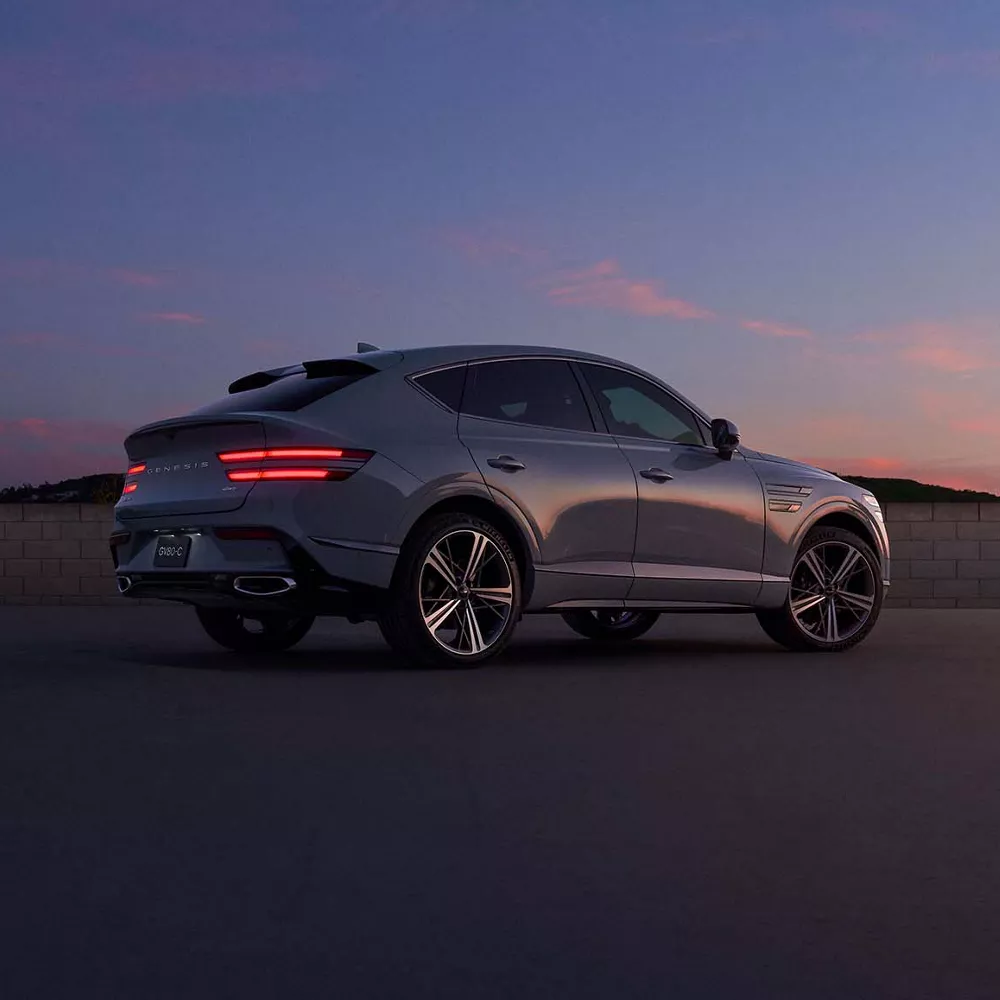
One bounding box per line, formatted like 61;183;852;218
412;365;466;411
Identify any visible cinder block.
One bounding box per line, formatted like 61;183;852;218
4;558;41;576
980;541;1000;559
933;503;980;521
980;504;1000;521
60;558;105;576
40;559;61;577
884;598;912;609
892;540;934;560
892;560;910;579
958;560;1000;579
887;579;933;598
80;540;111;560
61;521;109;541
40;596;63;606
934;540;980;560
0;577;25;596
23;504;81;522
0;504;24;521
81;504;115;522
982;580;1000;597
1;595;38;604
886;521;911;541
0;540;23;559
22;540;81;559
957;522;1000;540
910;560;956;579
886;503;933;522
99;559;117;576
910;598;957;608
79;576;118;596
23;576;80;596
934;578;980;598
41;522;61;540
957;598;1000;609
4;522;42;541
910;522;957;541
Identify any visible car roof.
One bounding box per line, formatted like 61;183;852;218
390;344;711;422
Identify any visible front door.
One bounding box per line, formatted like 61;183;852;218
576;362;766;606
458;358;638;607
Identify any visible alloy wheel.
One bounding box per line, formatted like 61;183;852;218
418;529;514;656
789;540;876;645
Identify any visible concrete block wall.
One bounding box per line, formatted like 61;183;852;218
2;501;1000;608
883;502;1000;609
0;503;163;606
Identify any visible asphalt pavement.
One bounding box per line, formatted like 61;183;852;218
2;607;999;999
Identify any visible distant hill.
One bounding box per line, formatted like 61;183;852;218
2;470;997;505
839;476;999;503
0;473;124;504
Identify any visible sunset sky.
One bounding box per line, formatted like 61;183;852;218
3;0;1000;491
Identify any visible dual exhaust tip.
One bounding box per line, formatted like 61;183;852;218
116;575;297;597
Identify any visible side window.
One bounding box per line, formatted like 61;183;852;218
462;359;594;433
413;365;466;411
579;364;706;445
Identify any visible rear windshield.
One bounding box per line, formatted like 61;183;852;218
192;372;369;415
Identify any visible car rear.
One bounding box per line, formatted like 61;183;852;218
110;352;421;616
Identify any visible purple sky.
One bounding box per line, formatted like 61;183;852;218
3;0;1000;491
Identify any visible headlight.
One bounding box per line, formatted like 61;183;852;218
861;493;884;519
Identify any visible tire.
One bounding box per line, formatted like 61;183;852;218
561;609;659;642
756;526;883;653
378;512;522;668
195;607;315;653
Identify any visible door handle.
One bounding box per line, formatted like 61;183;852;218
639;467;674;483
487;455;526;473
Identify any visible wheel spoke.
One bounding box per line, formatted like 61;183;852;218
791;592;826;617
423;597;461;634
831;548;862;587
825;597;840;642
838;591;874;615
426;546;459;591
470;584;513;607
463;532;490;585
801;548;828;586
464;605;486;653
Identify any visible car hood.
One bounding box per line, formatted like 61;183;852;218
741;448;844;482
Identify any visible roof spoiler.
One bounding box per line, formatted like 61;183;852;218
227;357;385;394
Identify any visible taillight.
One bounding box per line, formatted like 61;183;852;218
226;468;339;482
216;445;373;484
122;482;138;494
109;531;131;546
217;448;372;462
127;463;146;475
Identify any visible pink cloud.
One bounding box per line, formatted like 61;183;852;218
901;343;991;374
0;331;63;346
796;454;1000;495
108;268;168;288
741;318;813;339
0;258;170;289
140;312;206;324
926;51;1000;78
439;229;548;265
829;8;900;36
545;259;715;321
856;319;999;373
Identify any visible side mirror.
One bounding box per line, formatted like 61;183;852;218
711;418;741;460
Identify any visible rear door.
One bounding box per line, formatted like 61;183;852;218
458;358;637;604
576;362;766;605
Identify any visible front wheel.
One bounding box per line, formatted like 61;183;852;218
561;610;659;642
195;608;315;653
756;526;883;653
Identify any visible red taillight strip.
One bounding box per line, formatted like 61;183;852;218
127;463;146;475
226;468;333;482
123;482;138;494
217;447;372;463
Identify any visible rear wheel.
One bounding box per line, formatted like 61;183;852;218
195;607;315;653
756;526;883;652
561;609;659;641
378;513;521;667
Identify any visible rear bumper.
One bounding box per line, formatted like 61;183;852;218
111;519;395;618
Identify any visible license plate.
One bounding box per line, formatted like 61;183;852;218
153;535;191;567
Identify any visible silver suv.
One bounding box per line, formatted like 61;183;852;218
112;344;889;666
